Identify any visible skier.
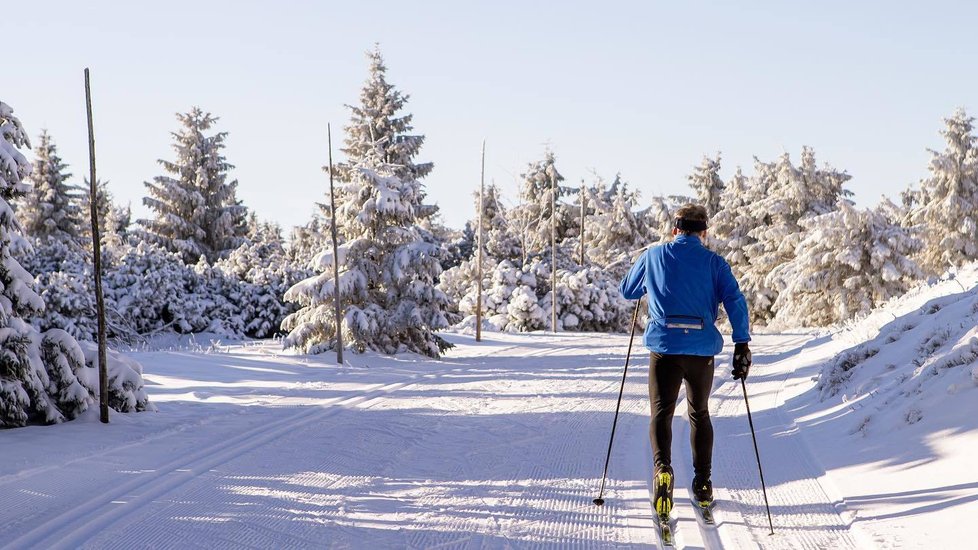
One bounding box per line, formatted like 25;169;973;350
619;203;752;520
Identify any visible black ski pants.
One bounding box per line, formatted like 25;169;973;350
648;353;715;478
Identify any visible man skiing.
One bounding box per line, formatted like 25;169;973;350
619;203;752;521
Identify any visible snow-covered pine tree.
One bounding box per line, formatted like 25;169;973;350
136;108;248;263
283;48;452;358
81;178;130;250
585;176;644;279
216;216;302;338
687;153;725;216
638;194;677;245
771;199;923;327
16;130;84;243
509;151;573;262
710;166;759;272
740;148;852;323
0;101;91;426
438;182;522;317
907;109;978;275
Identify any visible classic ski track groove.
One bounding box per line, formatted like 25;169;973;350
2;338;615;550
2;357;485;550
707;337;860;549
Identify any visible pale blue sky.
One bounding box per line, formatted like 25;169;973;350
5;1;976;231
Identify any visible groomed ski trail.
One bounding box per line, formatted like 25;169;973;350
0;332;874;549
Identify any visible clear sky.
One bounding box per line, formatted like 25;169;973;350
5;1;976;232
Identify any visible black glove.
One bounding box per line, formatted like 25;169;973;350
732;342;752;380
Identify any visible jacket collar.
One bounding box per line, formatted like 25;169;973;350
674;234;703;246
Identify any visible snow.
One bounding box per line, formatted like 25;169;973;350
3;307;976;548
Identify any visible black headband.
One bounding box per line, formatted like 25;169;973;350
675;218;708;232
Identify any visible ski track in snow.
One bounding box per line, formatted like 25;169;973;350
0;332;872;549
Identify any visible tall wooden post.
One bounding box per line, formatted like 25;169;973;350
551;169;557;333
328;124;343;365
476;141;485;342
84;68;109;424
579;178;586;266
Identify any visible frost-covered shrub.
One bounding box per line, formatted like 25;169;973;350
76;341;153;412
29;237;98;340
547;267;631;332
105;242;206;336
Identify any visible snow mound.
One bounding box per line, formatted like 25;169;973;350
816;262;978;436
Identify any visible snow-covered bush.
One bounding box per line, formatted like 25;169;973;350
76;341;153;412
547;266;631;332
105;242;206;337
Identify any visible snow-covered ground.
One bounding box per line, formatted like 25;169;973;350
3;288;977;549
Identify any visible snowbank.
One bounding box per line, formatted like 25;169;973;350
815;262;978;436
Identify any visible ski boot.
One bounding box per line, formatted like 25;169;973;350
653;466;675;520
692;474;713;507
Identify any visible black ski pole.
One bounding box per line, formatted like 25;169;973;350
593;299;642;506
741;377;775;535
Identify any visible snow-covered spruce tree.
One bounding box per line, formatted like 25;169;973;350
136;108;248;263
0;102;91;426
687;153;725;217
438;182;523;315
479;182;522;263
509;151;574;262
105;242;206;337
16;130;84;243
283;48;452;357
81;178;130;251
711;166;761;272
288;214;330;269
585;177;644;279
770;199;923;327
740;148;852;323
215;217;303;338
907;109;978;275
638;194;678;245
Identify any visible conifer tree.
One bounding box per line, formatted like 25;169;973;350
509;151;570;261
740;148;852;323
0;101;90;426
771;199;923;326
136;108;247;263
907;109;978;275
711;166;760;271
586;177;643;278
283;48;451;357
17;130;83;243
687;153;725;216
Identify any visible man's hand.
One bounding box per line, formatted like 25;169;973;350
732;342;752;380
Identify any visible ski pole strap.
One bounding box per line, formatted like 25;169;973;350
675;218;708;232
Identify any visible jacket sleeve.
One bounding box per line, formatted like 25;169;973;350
619;250;648;300
715;258;750;343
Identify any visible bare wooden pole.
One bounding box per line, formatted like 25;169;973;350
84;68;109;424
328;124;343;365
476;141;485;342
579;178;586;266
551;169;557;333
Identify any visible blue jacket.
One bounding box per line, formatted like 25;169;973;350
619;234;750;356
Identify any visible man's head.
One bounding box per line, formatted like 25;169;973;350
672;203;709;238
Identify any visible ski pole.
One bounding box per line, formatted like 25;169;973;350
741;377;775;535
593;299;642;506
